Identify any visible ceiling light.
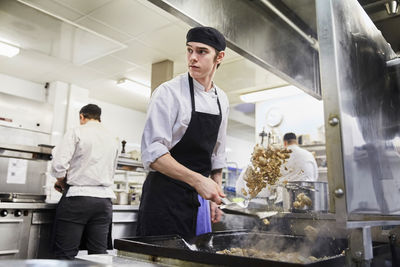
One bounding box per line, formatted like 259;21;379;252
0;41;20;58
240;85;303;103
117;78;151;97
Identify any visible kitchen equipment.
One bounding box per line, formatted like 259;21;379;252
114;191;129;205
0;192;46;203
285;181;328;212
220;198;278;219
115;230;350;266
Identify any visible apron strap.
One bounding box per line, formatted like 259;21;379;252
188;73;222;116
188;73;196;113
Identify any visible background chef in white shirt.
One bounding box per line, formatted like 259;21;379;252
51;104;118;259
137;26;229;240
235;132;318;205
276;132;318;203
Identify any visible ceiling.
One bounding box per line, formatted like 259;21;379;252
0;0;399;143
0;0;293;142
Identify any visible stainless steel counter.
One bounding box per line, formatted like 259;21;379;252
0;202;139;260
112;205;139;211
0;202;56;210
0;202;139;211
276;211;335;220
0;257;161;266
76;254;162;266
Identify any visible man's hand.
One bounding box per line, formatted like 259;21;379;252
149;154;226;203
194;177;226;204
210;201;223;223
54;178;66;193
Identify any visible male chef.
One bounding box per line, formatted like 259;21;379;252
137;26;229;239
51;104;118;259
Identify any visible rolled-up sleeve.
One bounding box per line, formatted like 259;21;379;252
141;85;176;171
211;93;229;170
51;129;77;178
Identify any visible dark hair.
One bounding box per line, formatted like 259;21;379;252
283;132;297;141
214;49;222;69
79;104;101;121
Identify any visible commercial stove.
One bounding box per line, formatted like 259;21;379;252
0;192;46;203
115;230;352;267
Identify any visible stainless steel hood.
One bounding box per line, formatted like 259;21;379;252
148;0;321;99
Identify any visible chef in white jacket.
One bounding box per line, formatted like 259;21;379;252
137;26;229;240
236;132;318;204
276;132;318;203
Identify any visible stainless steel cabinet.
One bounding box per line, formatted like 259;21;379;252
0;210;31;259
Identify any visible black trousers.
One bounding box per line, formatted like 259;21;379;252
53;196;112;259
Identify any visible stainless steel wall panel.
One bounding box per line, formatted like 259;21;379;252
148;0;321;98
316;0;400;218
0;93;52;195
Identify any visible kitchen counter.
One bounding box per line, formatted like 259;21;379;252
0;202;139;211
0;202;140;260
0;257;161;267
0;202;56;210
112;204;139;211
278;211;335;220
76;254;161;266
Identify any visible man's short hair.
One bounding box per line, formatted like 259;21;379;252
80;104;101;121
283;132;297;141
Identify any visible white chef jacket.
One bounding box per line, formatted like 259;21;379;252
141;72;229;172
275;144;318;203
236;145;318;203
51;120;119;198
280;144;318;182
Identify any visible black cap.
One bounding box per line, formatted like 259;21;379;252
283;132;297;141
186;26;226;51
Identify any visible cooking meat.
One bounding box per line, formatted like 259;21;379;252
293;192;312;209
304;225;319;242
262;218;270;225
243;144;291;198
216;248;319;264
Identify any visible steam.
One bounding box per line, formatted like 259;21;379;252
217;212;345;263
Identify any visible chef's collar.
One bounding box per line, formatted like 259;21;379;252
192;76;217;95
86;120;100;124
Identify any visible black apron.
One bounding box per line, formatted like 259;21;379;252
136;73;222;240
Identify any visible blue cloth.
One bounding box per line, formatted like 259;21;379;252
196;195;211;235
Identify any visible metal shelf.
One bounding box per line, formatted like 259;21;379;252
116;157;144;172
0;143;53;161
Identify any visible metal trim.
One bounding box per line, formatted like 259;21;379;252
346;220;400;228
316;0;348;220
259;0;319;51
0;249;19;255
0;219;23;223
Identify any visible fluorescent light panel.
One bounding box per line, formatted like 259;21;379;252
117;78;150;97
0;41;20;58
240;85;303;103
